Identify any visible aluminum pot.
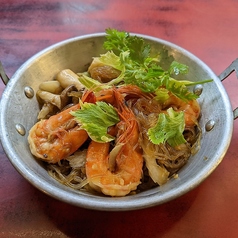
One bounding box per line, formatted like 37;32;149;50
0;33;237;211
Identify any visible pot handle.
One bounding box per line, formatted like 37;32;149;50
0;61;10;85
218;58;238;120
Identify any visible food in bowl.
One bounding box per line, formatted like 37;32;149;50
27;29;212;197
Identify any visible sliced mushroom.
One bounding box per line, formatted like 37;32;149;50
37;85;78;110
37;102;56;120
39;80;63;94
56;69;85;91
60;85;78;109
37;90;62;109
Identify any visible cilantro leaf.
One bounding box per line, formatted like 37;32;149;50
155;73;199;101
103;28;129;55
154;88;170;103
71;101;120;143
148;107;186;147
169;61;189;75
104;28;151;63
102;28;213;100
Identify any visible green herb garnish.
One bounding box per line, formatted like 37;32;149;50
148;107;186;147
102;28;212;100
71;101;120;143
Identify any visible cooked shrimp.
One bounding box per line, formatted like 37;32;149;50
180;99;200;127
28;91;94;164
164;94;200;127
28;103;88;164
95;85;152;105
85;89;143;196
117;84;153;100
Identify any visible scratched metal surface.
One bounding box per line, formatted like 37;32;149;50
1;0;238;237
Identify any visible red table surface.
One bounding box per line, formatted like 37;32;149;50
1;0;238;237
